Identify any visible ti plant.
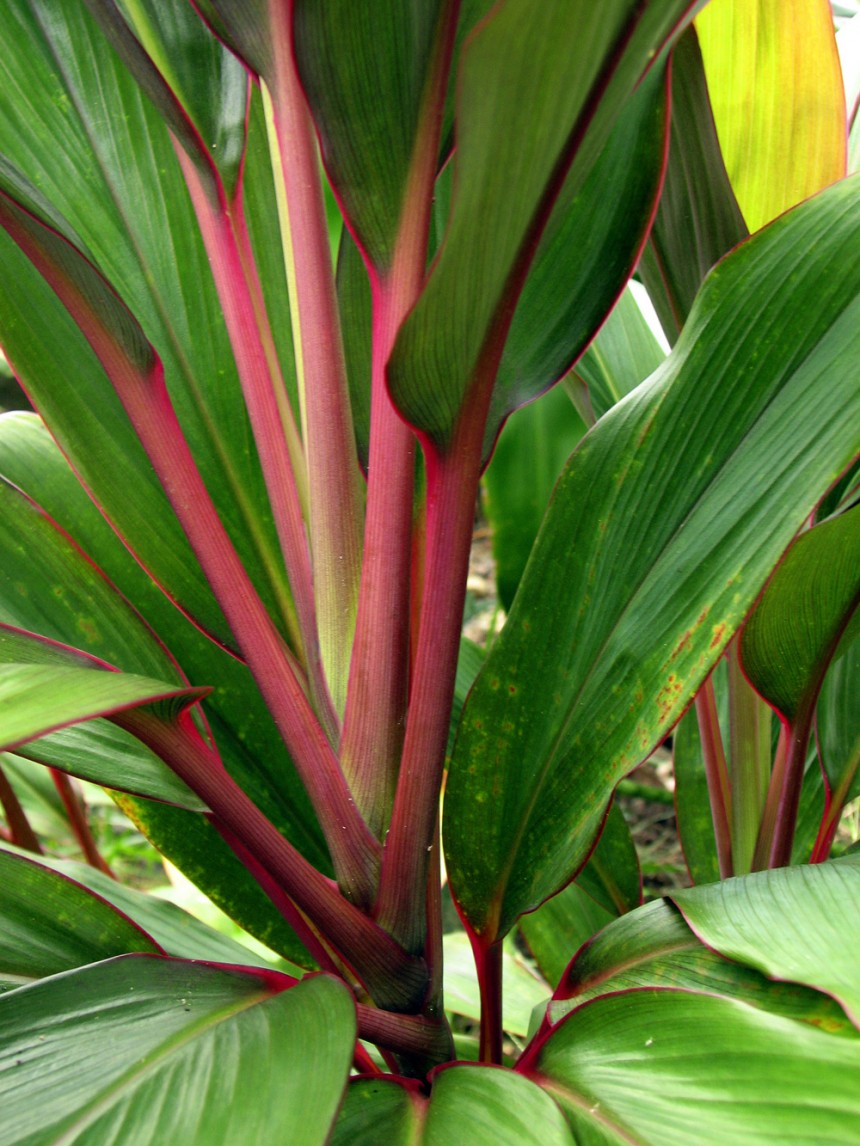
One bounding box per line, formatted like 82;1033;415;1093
0;1;859;1142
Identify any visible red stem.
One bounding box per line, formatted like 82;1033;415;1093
375;426;485;952
339;0;459;841
114;707;428;1014
339;276;415;837
694;675;733;879
51;770;114;877
473;938;504;1065
767;701;816;868
0;761;42;854
267;8;365;718
0;190;379;902
175;146;338;740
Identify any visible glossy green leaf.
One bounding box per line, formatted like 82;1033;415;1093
817;635;860;805
333;1067;573;1145
0;960;354;1145
528;990;860;1144
638;23;747;342
112;793;314;969
0;2;287;643
388;0;699;451
572;287;667;422
575;801;642;918
519;884;615;992
293;1;450;269
740;508;860;722
0;848;161;986
696;0;847;232
0;843;288;971
550;895;854;1037
0;620;205;809
85;0;248;194
442;932;548;1037
483;386;586;611
0;413;328;872
445;176;860;943
0;660;206;760
479;68;668;456
671;855;860;1027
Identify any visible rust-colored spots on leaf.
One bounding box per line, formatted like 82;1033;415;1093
656;672;683;722
507;682;517;695
710;622;726;649
671;629;692;660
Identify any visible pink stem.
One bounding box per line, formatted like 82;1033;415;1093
694;675;734;879
51;770;114;877
375;425;485;952
114;706;427;1014
176;146;339;739
473;938;504;1065
338;0;459;841
0;762;42;854
267;9;365;717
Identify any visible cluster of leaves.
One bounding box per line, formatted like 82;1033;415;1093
0;0;858;1142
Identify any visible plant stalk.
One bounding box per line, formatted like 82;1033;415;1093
694;674;733;879
263;12;365;718
0;761;42;854
338;0;459;841
375;425;485;952
114;706;428;1013
726;639;771;875
175;146;338;739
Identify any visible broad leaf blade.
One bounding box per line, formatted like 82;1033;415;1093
388;0;699;451
0;960;354;1145
0;661;207;757
739;507;860;722
551;895;854;1037
696;0;847;232
0;2;289;643
0;413;328;870
671;855;860;1026
528;990;860;1144
0;849;162;986
333;1067;573;1145
293;1;450;270
445;177;860;942
0;844;288;971
638;23;747;342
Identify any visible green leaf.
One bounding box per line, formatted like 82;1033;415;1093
0;843;294;971
293;1;450;270
389;1;694;452
0;3;288;644
696;0;847;232
0;849;161;987
638;23;747;342
0;413;328;871
817;635;860;806
670;855;860;1027
442;932;549;1038
550;895;854;1037
112;794;315;969
85;0;248;194
0;661;207;759
333;1067;573;1145
673;683;722;885
483;386;585;612
444;176;860;943
0;960;354;1145
527;990;860;1144
572;287;666;422
740;508;860;723
519;884;614;992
